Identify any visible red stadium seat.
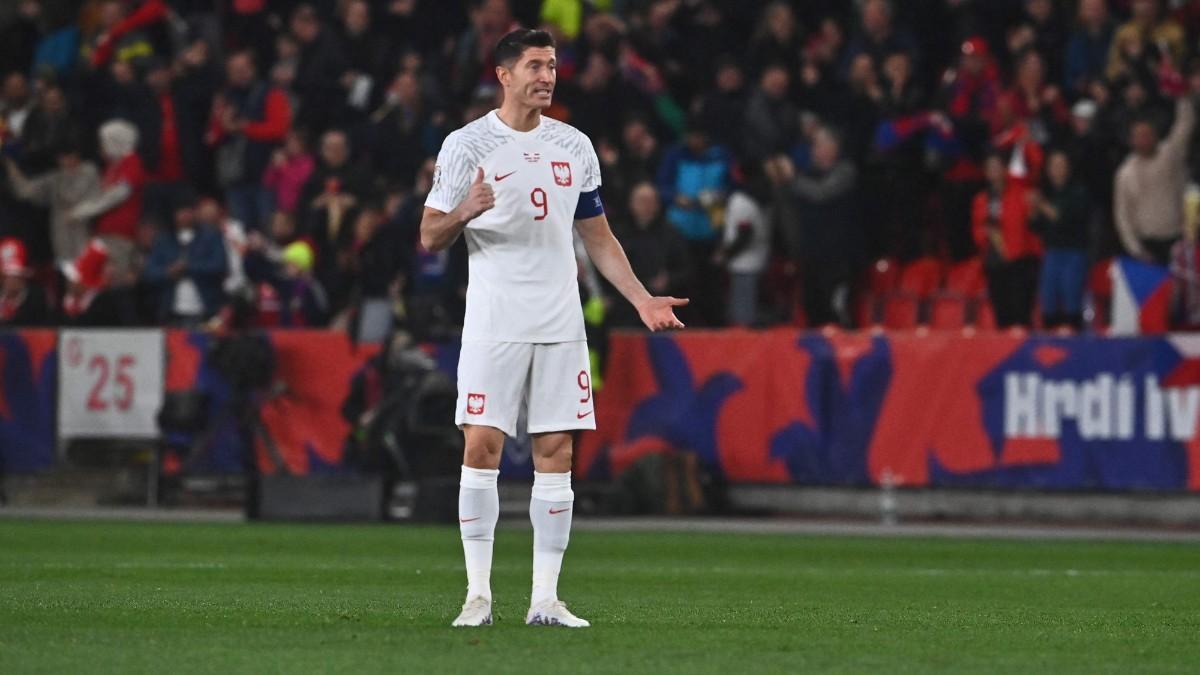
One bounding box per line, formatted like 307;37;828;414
883;293;920;330
1087;257;1113;331
855;293;880;328
930;295;967;331
898;257;943;298
866;257;902;295
945;258;987;297
974;298;997;331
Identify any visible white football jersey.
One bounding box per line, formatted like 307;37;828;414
425;110;601;343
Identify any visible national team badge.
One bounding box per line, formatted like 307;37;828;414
467;393;486;415
551;161;572;186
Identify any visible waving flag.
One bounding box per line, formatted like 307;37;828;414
1110;257;1171;335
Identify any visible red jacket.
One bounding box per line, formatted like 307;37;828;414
971;183;1042;261
96;154;146;240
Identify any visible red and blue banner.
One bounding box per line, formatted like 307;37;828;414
6;328;1200;492
577;329;1200;491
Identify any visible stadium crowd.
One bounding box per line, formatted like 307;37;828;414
2;0;1200;336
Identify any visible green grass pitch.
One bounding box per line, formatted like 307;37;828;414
1;519;1198;674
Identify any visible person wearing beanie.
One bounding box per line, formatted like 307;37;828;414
0;237;47;326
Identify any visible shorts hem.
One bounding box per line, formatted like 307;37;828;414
527;421;597;434
456;418;517;438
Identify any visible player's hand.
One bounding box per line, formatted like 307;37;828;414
456;167;495;221
637;296;688;331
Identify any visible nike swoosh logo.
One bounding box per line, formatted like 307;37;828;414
576;410;593;419
459;517;480;523
549;508;570;515
494;170;516;181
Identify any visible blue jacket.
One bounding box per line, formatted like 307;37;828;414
1065;23;1113;91
657;143;730;241
142;225;228;320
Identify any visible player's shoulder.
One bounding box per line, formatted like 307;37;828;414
441;114;502;157
537;116;595;157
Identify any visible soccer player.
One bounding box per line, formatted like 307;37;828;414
420;28;687;628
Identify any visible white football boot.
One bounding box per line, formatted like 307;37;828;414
525;600;590;628
451;596;493;627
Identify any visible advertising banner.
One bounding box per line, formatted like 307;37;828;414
57;329;164;440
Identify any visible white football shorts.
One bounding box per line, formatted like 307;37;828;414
455;340;596;437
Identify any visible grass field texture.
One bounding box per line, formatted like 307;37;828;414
1;519;1198;674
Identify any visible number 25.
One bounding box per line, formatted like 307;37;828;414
530;187;548;221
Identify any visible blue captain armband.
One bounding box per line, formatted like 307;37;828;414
574;188;604;219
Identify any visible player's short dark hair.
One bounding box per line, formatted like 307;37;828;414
494;29;556;68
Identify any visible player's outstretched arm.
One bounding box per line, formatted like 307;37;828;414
576;213;688;331
420;167;494;251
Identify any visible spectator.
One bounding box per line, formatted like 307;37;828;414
0;1;44;76
1169;186;1200;329
141;191;228;326
5;143;99;267
745;2;802;78
272;240;329;328
1064;99;1120;256
1007;50;1069;147
1021;0;1068;82
0;237;47;326
973;153;1041;329
1115;95;1195;265
1066;0;1115;96
1107;0;1185;82
208;50;292;232
263;129;315;214
394;159;465;338
345;204;402;343
198;197;249;298
0;71;33;140
20;84;79;173
841;0;918;77
136;59;193;227
715;168;771;327
339;0;393;114
300;128;372;306
59;239;122;326
697;58;745;157
368;71;439;187
657;121;729;325
70;119;145;284
601;116;661;219
289;4;349;132
781;127;860;327
1031;150;1090;331
450;0;518;103
610;181;692;329
937;37;1002;259
742;64;797;165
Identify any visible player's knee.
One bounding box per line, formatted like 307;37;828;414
533;434;573;465
463;436;503;469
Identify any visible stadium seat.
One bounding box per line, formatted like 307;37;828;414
866;258;902;295
1087;257;1114;331
930;295;968;331
974;298;997;331
945;258;987;297
883;293;920;330
898;257;944;298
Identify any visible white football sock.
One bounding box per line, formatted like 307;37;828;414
529;471;573;608
459;465;499;601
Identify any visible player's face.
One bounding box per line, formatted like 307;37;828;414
502;46;556;110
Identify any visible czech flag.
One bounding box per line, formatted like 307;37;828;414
1110;257;1171;335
